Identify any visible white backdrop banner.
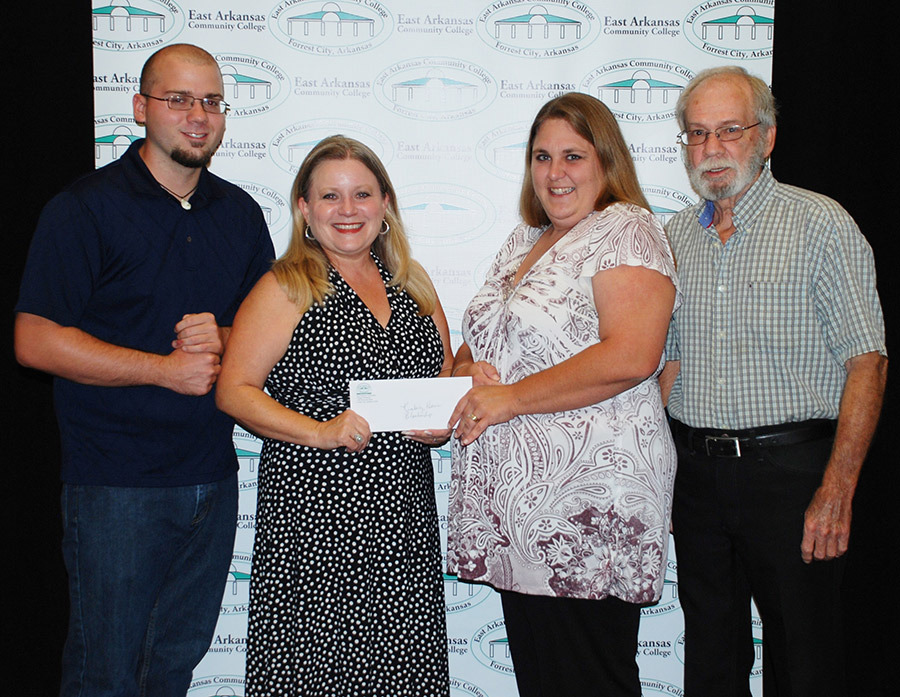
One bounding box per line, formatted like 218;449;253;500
92;1;774;695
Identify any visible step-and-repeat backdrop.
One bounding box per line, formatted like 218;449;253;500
92;1;774;694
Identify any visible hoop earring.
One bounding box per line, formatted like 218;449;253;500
380;219;390;236
305;225;315;240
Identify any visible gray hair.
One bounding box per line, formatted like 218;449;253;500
675;66;777;133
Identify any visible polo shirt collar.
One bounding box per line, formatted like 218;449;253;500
121;138;227;208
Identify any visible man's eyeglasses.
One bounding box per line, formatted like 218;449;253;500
676;123;760;146
141;93;230;115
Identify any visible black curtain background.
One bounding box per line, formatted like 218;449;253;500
771;8;898;693
3;3;94;686
3;3;895;693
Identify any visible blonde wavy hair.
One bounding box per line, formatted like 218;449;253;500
273;135;436;316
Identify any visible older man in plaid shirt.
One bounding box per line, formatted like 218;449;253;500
661;66;886;697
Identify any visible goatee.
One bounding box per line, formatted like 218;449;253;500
170;146;213;169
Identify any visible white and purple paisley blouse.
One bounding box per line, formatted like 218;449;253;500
447;203;681;603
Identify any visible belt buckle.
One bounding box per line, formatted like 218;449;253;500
704;435;742;457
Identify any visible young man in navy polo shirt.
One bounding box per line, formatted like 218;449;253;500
15;44;273;696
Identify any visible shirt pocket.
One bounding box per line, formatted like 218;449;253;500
740;281;808;354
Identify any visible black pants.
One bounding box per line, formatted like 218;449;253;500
672;425;846;697
500;591;641;697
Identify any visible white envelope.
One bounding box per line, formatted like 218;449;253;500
349;377;473;432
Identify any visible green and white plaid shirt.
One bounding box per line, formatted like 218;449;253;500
665;167;885;430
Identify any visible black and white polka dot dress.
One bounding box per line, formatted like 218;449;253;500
246;255;450;696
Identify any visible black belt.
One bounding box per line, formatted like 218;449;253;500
670;419;836;458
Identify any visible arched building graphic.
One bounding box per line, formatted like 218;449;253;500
234;446;259;474
701;6;774;41
493;5;581;40
287;139;321;163
488;637;510;659
444;573;477;598
227;565;251;596
92;1;165;32
391;70;478;108
431;447;452;476
650;204;681;226
287;2;375;38
490;140;527;169
402;200;480;234
597;70;683;105
95;126;141;160
221;65;273;101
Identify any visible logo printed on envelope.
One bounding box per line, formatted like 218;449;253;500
349;377;472;432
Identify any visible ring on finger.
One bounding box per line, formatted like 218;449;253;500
468;413;480;423
353;433;363;444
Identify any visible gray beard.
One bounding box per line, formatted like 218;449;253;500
685;138;769;201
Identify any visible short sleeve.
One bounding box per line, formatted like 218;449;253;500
15;191;102;326
579;203;681;310
219;204;275;327
809;207;886;363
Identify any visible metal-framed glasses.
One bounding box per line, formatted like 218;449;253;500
141;93;230;115
676;122;760;146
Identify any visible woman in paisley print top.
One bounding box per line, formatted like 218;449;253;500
448;93;681;697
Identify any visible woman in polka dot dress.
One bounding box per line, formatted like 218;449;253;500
217;136;452;696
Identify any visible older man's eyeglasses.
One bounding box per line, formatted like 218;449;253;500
141;93;230;115
676;123;760;146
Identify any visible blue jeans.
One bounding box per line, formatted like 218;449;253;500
59;475;238;697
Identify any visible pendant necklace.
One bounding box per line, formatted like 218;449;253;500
159;181;199;210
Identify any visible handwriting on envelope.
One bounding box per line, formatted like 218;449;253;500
349;377;473;432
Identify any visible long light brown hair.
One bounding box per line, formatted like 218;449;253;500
519;92;650;227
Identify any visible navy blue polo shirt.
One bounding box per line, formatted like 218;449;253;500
16;140;274;486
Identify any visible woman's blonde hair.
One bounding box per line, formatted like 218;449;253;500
273;135;436;315
519;92;650;227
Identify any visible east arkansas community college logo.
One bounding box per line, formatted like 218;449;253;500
684;0;774;60
268;0;392;55
92;0;185;52
476;1;601;59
